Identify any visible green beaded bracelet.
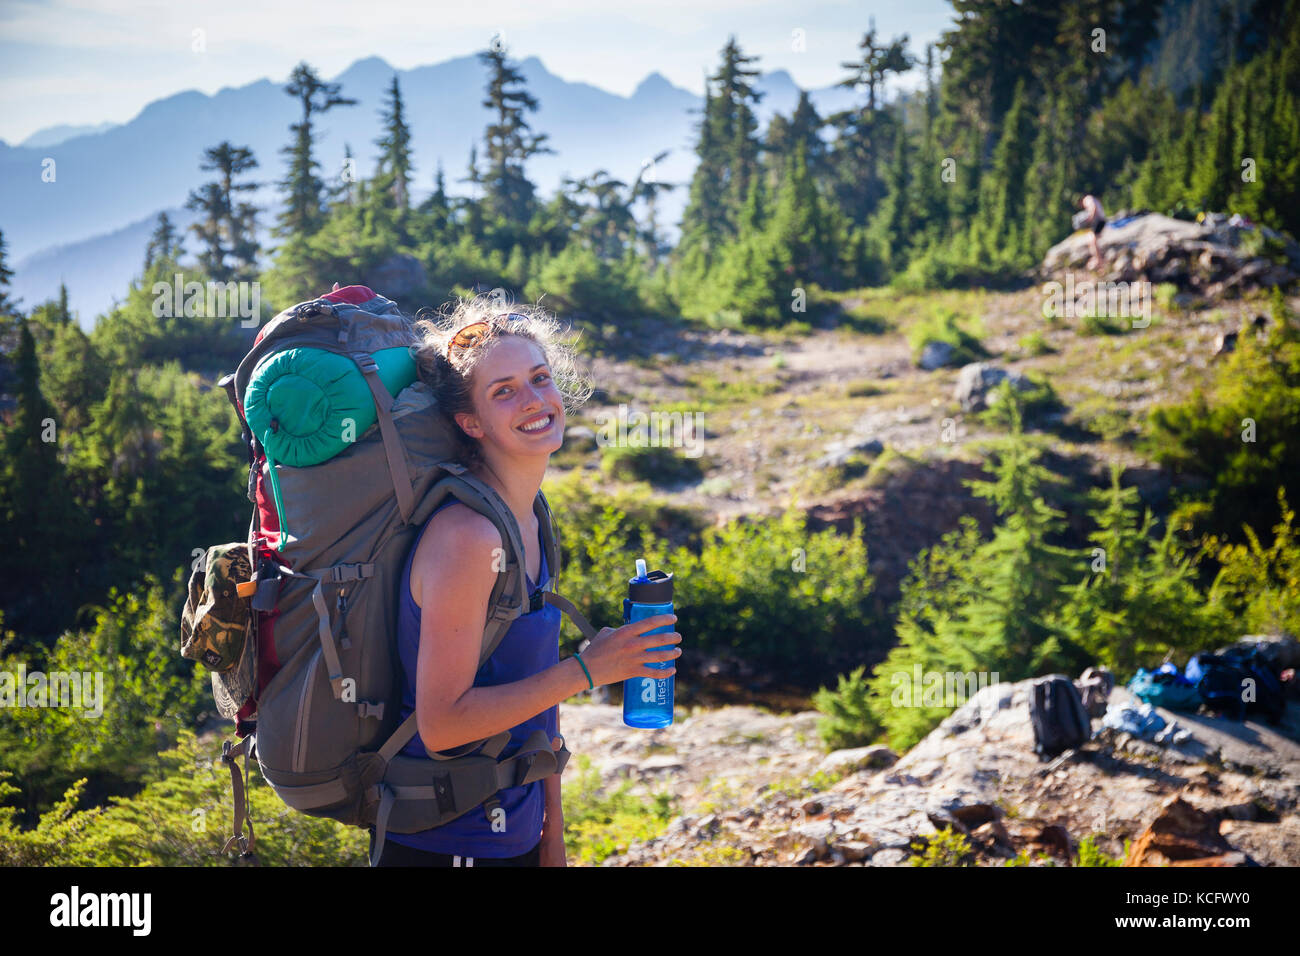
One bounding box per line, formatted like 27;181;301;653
574;652;594;690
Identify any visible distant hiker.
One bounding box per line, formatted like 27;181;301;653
1073;194;1107;271
370;298;684;867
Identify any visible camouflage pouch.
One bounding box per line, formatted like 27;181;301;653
181;542;258;718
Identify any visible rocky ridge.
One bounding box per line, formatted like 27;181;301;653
558;679;1300;866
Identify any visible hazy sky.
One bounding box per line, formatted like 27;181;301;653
0;0;956;144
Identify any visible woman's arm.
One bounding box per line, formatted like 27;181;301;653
540;716;566;865
413;506;590;752
412;503;682;753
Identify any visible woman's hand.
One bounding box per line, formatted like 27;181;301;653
578;614;681;687
539;825;567;867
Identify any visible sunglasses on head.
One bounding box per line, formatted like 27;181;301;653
446;312;529;356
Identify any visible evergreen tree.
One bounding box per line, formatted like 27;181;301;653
673;79;730;283
0;229;16;315
476;44;553;229
788;91;829;182
672;38;766;306
1021;88;1073;261
327;142;359;207
142;213;184;277
188;142;259;281
828;20;915;226
910;45;946;243
40;317;102;434
185;182;230;279
564;170;636;261
975;79;1033;264
275;62;357;238
948;406;1079;676
416;161;454;239
876;107;915;269
630;149;675;266
374;75;414;214
767;140;836;289
1191;70;1236;211
702;179;785;327
712;37;765;228
1059;465;1225;675
56;283;71;327
459;144;486;238
0;317;77;643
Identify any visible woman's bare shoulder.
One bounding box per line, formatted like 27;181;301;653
410;502;502;606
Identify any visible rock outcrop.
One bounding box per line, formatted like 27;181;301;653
1041;212;1299;297
560;677;1300;866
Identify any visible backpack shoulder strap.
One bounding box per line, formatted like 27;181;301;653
426;464;529;668
535;488;560;588
533;488;599;643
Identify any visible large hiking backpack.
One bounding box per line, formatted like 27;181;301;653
195;285;600;865
1029;675;1092;760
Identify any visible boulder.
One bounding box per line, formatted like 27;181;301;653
363;253;427;301
953;363;1030;412
918;340;955;371
814;437;884;470
819;744;898;775
1126;794;1238;866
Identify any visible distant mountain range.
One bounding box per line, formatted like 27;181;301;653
13;122;119;150
4;53;860;328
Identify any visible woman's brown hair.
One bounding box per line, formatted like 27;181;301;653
410;293;594;472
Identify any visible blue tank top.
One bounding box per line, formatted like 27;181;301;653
389;498;561;856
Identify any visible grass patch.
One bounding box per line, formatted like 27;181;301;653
561;754;677;865
1017;331;1055;356
1079;312;1126;336
845;379;887;398
758;768;846;803
683;370;782;407
1075;834;1127;867
864;446;919;489
906;306;988;367
910;828;976;867
600;444;707;486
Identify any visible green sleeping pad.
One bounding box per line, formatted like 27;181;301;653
244;345;418;468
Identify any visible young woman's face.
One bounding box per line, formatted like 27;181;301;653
456;335;565;458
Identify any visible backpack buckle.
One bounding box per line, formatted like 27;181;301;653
358;700;385;720
529;588;544;613
291;299;333;321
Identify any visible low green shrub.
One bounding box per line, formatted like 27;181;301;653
812;666;881;751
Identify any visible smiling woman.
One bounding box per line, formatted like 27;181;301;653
374;294;682;867
411;297;593;475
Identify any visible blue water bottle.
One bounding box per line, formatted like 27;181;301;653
622;559;675;728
